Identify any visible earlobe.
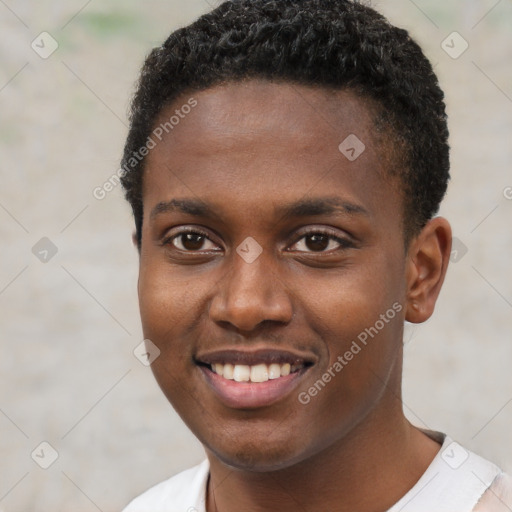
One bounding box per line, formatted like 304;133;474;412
405;217;452;323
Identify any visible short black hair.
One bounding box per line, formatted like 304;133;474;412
120;0;450;248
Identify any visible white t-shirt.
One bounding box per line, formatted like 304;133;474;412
122;431;512;512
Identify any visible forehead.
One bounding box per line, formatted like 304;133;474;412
150;80;381;158
142;80;401;230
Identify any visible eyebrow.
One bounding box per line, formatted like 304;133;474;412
276;197;369;219
149;196;369;222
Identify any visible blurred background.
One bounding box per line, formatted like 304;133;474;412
0;0;511;510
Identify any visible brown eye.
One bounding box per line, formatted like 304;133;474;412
164;229;220;252
303;234;330;252
177;233;207;251
290;230;353;253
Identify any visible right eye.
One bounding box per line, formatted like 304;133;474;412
162;228;221;252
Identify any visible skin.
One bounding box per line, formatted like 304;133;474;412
135;80;452;512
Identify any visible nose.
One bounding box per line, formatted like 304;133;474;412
208;248;294;332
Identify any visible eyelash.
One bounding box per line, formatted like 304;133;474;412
161;227;353;254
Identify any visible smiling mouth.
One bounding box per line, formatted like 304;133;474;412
196;349;315;382
208;362;307;383
195;347;316;408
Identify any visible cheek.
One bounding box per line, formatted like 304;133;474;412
137;258;216;388
302;254;404;345
138;264;198;394
137;267;200;413
138;258;203;337
296;254;405;410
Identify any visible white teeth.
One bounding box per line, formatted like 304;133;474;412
280;363;291;376
233;364;251;382
268;363;281;379
211;362;302;382
250;364;268;383
223;363;234;380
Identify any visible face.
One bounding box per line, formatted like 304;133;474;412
137;80;410;471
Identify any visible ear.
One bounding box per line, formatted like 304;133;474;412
132;230;141;296
405;217;452;323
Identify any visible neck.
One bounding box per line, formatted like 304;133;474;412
206;393;441;512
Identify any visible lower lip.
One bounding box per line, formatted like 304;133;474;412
199;366;308;409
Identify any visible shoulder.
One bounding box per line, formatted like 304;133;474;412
388;431;505;512
473;472;512;512
121;460;209;512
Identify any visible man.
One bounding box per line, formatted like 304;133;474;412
119;1;512;510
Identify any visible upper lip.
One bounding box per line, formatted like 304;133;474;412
195;347;317;367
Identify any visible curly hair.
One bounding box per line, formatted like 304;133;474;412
120;0;450;248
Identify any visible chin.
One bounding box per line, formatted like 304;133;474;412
206;435;313;473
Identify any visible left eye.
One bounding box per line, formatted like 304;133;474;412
290;232;351;253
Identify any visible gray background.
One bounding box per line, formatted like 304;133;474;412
0;1;511;510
